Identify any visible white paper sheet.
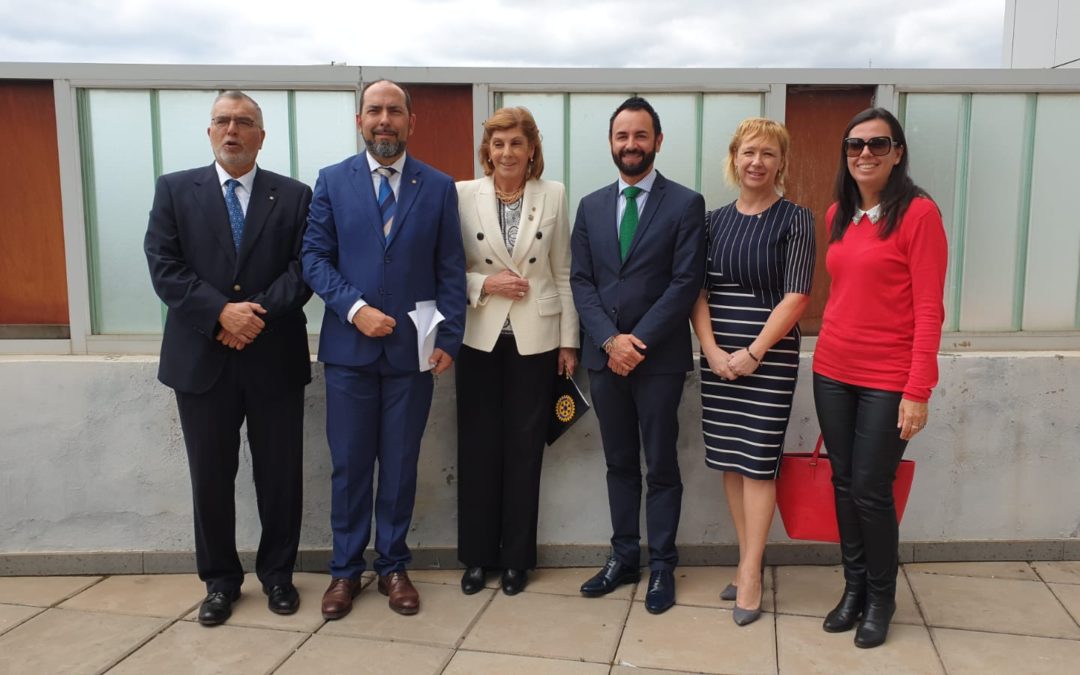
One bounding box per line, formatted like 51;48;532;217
408;300;444;372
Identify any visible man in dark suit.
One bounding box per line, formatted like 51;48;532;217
145;90;313;626
570;96;705;614
302;80;466;619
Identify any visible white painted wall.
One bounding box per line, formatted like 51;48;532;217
2;352;1078;555
1004;0;1080;68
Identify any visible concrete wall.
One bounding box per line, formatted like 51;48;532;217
1;352;1078;562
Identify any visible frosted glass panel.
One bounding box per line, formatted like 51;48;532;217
1023;94;1080;329
959;94;1029;331
250;90;291;177
498;93;566;185
646;93;698;191
295;91;358;188
701;94;765;211
158;90;217;173
904;93;965;330
85;90;162;334
567;93;632;218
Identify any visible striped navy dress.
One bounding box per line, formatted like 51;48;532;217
700;198;815;479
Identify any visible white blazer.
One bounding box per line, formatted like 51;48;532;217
456;177;579;355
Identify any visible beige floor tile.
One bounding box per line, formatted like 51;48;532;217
1048;582;1080;624
611;667;700;675
60;573;203;618
1034;561;1080;585
774;565;921;625
776;613;943;675
0;575;101;606
445;650;610;674
0;604;44;635
934;626;1080;675
908;572;1080;638
180;572;329;632
318;581;491;647
409;568;494;588
276;634;451;674
525;567;636;599
463;591;628;663
632;565;773;611
616;601;775;674
905;561;1038;581
109;620;305;675
0;608;166;674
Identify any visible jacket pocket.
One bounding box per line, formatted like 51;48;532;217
536;294;561;317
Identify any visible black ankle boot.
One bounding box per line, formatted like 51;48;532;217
854;598;896;648
822;584;865;633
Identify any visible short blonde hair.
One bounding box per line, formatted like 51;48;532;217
724;117;791;191
478;107;545;180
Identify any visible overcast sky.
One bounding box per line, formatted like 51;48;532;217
0;0;1005;69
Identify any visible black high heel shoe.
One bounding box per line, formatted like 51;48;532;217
501;569;527;595
460;566;486;595
822;584;865;633
854;598;896;648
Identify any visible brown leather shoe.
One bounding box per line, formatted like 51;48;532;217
378;570;420;615
321;577;362;620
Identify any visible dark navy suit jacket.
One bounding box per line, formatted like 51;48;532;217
570;172;705;374
302;153;466;369
145;164;313;394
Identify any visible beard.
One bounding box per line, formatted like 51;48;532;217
612;147;656;177
365;134;406;159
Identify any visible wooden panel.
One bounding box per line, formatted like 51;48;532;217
0;80;69;326
784;86;875;334
404;84;474;182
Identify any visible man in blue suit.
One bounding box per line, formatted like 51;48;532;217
303;80;466;618
571;97;705;614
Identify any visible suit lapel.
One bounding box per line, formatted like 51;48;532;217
594;182;621;267
621;172;667;267
476;177;517;272
193;164;237;265
348;154;386;243
236;168;278;268
387;156;422;248
511;180;545;266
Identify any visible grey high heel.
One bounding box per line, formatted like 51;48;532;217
720;583;737;601
732;603;762;626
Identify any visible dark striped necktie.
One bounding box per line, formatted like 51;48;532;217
375;167;397;237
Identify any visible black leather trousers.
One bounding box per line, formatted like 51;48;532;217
813;373;909;601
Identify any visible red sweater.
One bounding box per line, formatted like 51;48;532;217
813;197;947;402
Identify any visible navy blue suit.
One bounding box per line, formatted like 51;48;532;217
570;172;704;570
303;152;465;578
145;164;313;595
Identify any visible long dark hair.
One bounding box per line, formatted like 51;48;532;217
830;107;930;242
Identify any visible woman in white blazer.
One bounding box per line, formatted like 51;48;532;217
455;107;579;596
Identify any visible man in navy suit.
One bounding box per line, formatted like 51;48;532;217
570;97;705;614
303;80;466;618
145;91;313;626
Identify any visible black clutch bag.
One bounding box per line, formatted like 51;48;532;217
546;372;591;445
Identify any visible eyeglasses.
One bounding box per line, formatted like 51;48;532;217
211;116;259;129
843;136;898;157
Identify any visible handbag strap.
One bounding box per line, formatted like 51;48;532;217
811;434;825;467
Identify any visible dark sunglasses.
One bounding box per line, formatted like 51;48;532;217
843;136;899;157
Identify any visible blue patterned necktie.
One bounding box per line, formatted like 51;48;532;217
375;167;397;237
224;179;245;251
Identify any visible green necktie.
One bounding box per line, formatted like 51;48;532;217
619;185;642;260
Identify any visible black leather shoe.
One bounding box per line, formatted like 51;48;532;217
461;567;486;595
854;599;896;648
198;591;238;626
265;583;300;615
822;585;865;633
644;570;676;614
580;557;640;597
501;569;527;595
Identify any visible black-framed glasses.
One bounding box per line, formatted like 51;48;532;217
211;116;259;129
843;136;898;157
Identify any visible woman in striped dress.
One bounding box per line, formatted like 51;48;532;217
691;118;815;625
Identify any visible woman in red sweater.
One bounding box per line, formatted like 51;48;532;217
813;108;947;649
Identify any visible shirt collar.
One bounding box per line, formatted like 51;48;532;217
366;151;407;175
619;168;657;196
215;163;256;192
853;203;882;224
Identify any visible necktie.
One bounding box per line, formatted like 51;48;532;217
224;179;245;251
619;185;642;260
375;167;397;237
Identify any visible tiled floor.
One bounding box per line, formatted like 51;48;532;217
1;562;1079;674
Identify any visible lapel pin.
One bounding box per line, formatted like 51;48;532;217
411;179;417;184
269;195;275;200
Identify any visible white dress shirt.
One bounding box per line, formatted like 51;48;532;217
215;163;256;216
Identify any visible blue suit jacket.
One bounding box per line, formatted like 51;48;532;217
302;153;466;370
570;172;705;374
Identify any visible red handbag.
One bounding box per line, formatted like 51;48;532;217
776;435;916;543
